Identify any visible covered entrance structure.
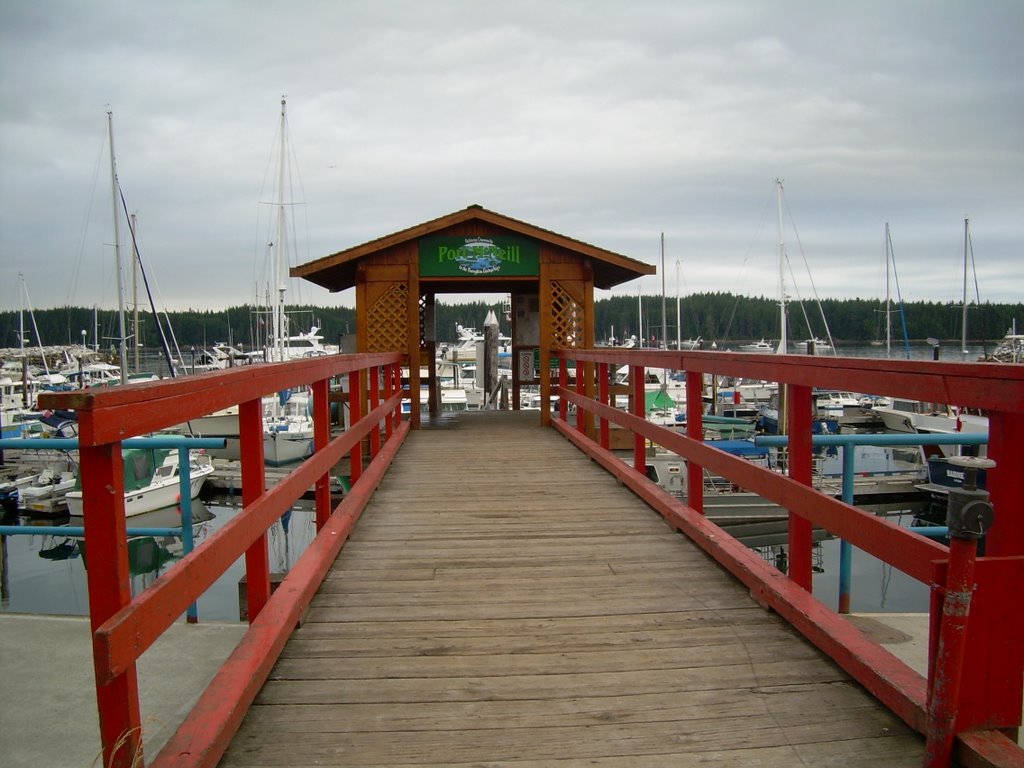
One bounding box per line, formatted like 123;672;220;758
292;204;654;426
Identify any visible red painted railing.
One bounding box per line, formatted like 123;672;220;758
39;353;405;768
553;348;1024;768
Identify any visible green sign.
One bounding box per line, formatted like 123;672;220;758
420;236;539;278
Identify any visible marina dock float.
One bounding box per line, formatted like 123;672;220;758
0;614;246;768
215;411;927;766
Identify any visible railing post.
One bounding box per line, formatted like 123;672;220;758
576;359;586;435
685;370;704;514
558;356;568;422
348;369;363;484
632;364;645;474
383;364;394;439
393;363;402;426
369;365;381;458
925;536;979;766
598;362;609;450
177;446;198;623
787;383;814;590
985;411;1024;557
80;438;142;768
312;377;331;530
837;441;855;613
239;396;270;622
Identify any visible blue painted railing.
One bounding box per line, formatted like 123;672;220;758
754;432;988;613
0;435;225;621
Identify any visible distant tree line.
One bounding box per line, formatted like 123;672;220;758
597;293;1024;347
2;294;1021;354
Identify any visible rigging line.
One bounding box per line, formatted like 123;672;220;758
281;106;309;307
722;190;775;341
968;225;982;306
253;110;282;301
782;190;837;354
21;278;52;374
889;228;912;359
117;184;176;379
66;126;109;306
783;255;813;331
136;230;187;373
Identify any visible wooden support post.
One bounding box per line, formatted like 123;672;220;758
81;439;142;768
787;383;814;590
312;378;331;530
558;357;568;422
392;364;402;427
239;397;270;622
632;365;645;474
348;370;363;484
598;362;609;450
576;359;586;435
383;364;394;439
985;410;1024;557
925;537;978;767
686;370;704;514
369;365;381;458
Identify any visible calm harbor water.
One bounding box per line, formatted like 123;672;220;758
0;491;938;621
0;496;318;622
1;341;985;622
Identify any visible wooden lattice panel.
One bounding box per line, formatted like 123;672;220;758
366;282;409;352
550;280;584;348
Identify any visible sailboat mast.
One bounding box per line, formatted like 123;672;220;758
961;217;969;356
17;272;25;352
108;110;128;384
885;222;892;358
637;285;643;348
274;97;288;363
775;179;787;354
660;233;667;349
675;259;681;350
131;211;140;373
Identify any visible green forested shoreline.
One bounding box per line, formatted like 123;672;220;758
2;293;1021;352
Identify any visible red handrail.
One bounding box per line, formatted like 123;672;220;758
39;353;405;768
552;347;1024;767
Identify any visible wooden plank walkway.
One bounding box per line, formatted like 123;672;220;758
221;410;924;766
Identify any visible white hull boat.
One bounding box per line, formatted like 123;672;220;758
67;450;213;517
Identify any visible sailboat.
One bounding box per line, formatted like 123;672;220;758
960;217;976;357
180;99;314;466
873;222;911;358
261;97;314;465
107;110;130;385
770;179;834;356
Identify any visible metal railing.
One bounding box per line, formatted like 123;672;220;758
551;347;1024;768
0;435;225;622
36;353;405;768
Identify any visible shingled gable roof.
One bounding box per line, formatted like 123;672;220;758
291;204;656;291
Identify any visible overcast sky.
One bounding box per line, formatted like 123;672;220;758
2;1;1022;317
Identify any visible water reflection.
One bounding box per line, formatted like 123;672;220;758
0;496;318;622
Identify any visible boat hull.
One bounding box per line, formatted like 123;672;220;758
66;465;213;517
263;429;313;466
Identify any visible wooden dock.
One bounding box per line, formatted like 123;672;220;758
220;410;924;766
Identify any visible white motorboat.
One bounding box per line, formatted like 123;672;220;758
814;390;864;420
66;449;214;517
796;337;833;355
437;323;512;364
17;468;78;512
738;339;775;353
872;397;987;437
263;393;314;465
